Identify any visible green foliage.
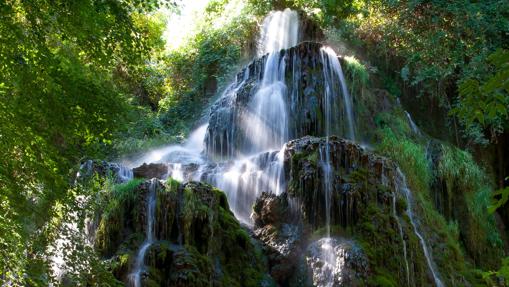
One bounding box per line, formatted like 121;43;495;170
452;49;509;144
159;0;259;129
438;144;484;192
377;126;431;192
437;144;503;255
342;1;509;92
344;55;369;87
331;0;509;143
0;0;171;283
489;184;509;214
112;106;184;156
248;0;361;26
100;178;145;223
483;257;509;286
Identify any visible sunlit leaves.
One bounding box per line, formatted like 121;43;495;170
452;49;509;143
0;0;173;284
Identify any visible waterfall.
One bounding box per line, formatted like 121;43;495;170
244;8;299;153
405;111;422;136
247;51;289;152
192;9;299;222
121;8;361;228
129;179;157;287
111;7;450;286
199;147;286;223
258;8;299;56
396;168;444;287
320;47;356;141
392;193;411;286
118;165;134;182
380;163;411;286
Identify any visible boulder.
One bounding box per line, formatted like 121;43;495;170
253;192;305;284
306;238;369;287
76;159;132;183
133;163;168;179
93;179;270;286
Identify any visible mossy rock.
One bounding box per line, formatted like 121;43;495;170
93;179;269;286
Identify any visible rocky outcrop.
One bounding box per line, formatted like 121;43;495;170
250;136;441;286
133;163;168;179
306;238;369;286
252;192;305;284
283;136;396;230
205;42;354;159
76;159;132;183
94;179;270;286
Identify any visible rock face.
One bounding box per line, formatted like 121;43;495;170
251;136;438;286
205;42;355;159
282;136;396;230
426;140;504;268
94;180;270;287
252;192;305;284
306;238;369;287
133;163;168;179
76;159;132;183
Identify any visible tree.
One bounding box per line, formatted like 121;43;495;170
0;0;172;284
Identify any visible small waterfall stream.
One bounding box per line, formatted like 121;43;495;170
129;179;157;287
320;47;356;141
405;111;422;136
396;168;444;287
311;45;357;287
392;193;411;286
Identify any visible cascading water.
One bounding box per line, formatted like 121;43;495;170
244;8;298;153
392;193;411;286
258;9;299;56
120;6;360;232
379;163;411;286
192;8;299;223
199;147;286;223
129;179;157;287
247;53;289;152
396;168;444;287
318;45;357;236
405;111;422;136
314;45;356;287
320;47;356;141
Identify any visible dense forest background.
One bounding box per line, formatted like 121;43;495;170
1;0;508;285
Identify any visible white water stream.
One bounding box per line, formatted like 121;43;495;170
396;168;444;287
128;179;157;287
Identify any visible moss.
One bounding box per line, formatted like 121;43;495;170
373;107;503;283
95;178;145;256
436;143;503;268
164;177;180;192
368;273;398;287
346;168;368;184
291;150;319;168
377;126;431;193
344;55;369;88
354;198;421;286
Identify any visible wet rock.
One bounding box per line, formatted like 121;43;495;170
250;135;435;286
306;238;369;287
93;179;269;286
253;192;305;284
283;135;397;230
205;42;354;159
133;163;168;179
76;159;132;183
